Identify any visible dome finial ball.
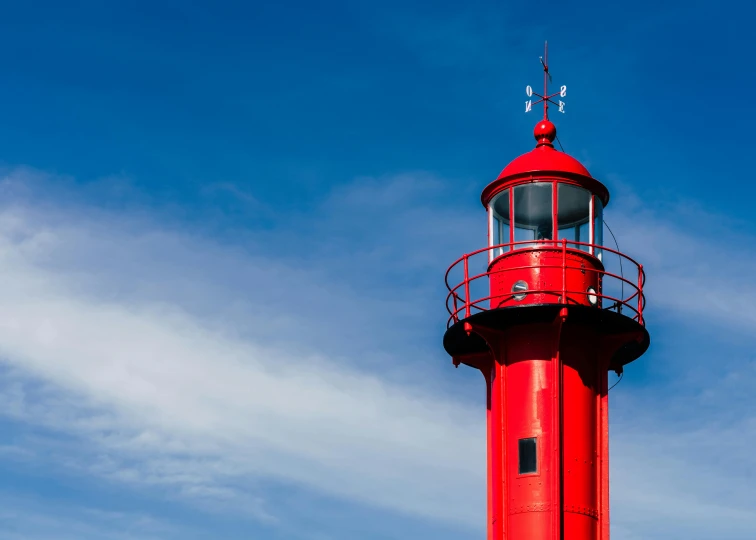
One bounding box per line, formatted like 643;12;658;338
534;119;557;147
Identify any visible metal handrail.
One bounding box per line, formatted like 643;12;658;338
445;262;643;313
445;239;646;328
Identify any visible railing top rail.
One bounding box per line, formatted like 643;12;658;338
445;240;644;289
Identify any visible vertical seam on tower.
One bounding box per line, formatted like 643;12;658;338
501;342;508;538
552;319;565;540
601;355;610;539
596;350;601;539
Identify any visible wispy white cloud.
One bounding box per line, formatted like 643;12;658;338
0;168;485;534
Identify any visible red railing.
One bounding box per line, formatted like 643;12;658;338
445;239;646;328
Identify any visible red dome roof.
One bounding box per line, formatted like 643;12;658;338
481;120;609;208
497;119;591;179
497;144;592;180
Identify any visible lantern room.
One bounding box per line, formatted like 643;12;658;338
484;120;607;257
480;119;610;310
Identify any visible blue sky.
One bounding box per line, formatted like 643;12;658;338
0;1;753;539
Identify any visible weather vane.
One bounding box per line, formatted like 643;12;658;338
525;41;566;118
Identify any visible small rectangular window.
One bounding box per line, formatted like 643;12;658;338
518;437;537;474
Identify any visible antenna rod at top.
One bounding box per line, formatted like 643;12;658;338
542;41;549;119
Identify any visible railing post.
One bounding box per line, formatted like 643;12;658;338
637;263;644;325
464;255;471;319
561;238;567;304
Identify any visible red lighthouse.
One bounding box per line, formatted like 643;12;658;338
443;47;649;539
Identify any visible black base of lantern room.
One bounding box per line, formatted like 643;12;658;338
443;304;650;374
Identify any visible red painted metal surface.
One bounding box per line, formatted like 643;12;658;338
497;137;592;179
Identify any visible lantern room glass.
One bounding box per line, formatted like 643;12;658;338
593;196;604;261
489;181;605;260
513;183;552;249
489;189;510;257
557;183;591;252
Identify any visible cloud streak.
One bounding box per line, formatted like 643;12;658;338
0;169;486;535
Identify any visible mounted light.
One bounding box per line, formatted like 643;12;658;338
587;286;598;305
512;280;528;301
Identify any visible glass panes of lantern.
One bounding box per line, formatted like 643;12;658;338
557;183;591;253
513;183;552;249
489;189;510;257
593;196;604;261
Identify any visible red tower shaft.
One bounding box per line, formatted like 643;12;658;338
476;317;611;538
443;118;649;539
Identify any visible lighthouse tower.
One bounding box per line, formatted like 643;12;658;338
442;47;649;539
